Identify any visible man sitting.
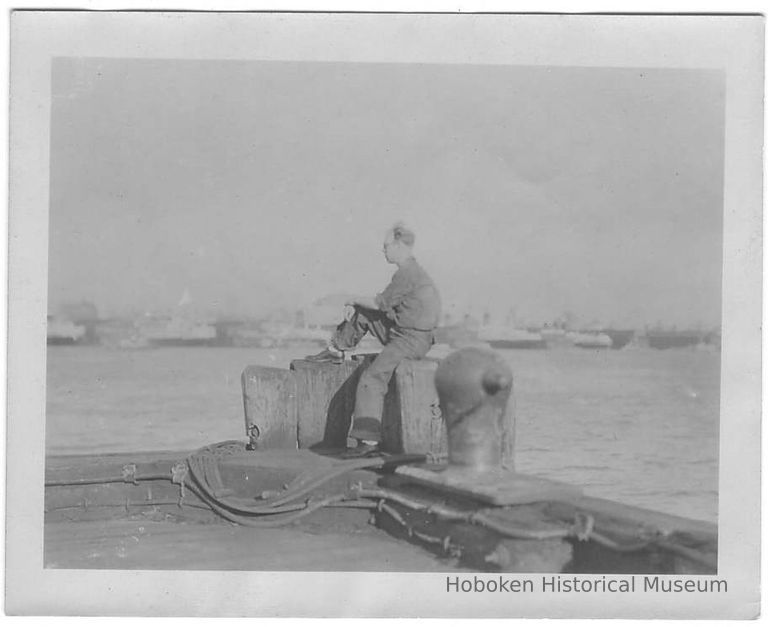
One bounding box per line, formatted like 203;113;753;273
306;222;441;456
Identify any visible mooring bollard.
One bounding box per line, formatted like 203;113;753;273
434;347;514;470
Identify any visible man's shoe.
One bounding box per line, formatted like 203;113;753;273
340;442;381;459
304;348;343;364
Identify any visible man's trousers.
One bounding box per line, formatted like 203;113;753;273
332;306;434;442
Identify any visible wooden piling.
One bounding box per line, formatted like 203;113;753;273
290;357;374;449
382;358;447;457
241;366;297;450
243;353;509;460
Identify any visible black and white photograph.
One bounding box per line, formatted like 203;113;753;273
6;8;763;618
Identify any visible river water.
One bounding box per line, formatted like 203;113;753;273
45;345;719;523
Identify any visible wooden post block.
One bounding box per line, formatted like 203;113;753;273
242;355;514;463
382;359;447;456
241;366;297;450
290;357;374;449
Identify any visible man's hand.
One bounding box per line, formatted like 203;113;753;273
345;296;378;310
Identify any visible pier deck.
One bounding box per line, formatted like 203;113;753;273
45;447;717;573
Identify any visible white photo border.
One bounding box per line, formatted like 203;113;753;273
6;8;763;618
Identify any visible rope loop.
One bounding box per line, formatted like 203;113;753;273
572;512;595;542
121;464;138;485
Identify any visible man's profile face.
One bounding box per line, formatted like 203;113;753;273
382;234;397;264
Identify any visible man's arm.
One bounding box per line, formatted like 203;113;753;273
345;296;379;310
346;268;408;313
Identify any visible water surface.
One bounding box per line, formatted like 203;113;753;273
46;345;719;523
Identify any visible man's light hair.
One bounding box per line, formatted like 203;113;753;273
390;222;415;247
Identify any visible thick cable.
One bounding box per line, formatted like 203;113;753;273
357;487;570;540
185;455;313;515
45;474;170;487
184;476;361;528
264;454;426;507
184;449;424;515
45;500;213;514
356;486;715;567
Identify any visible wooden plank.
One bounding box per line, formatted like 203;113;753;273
544;494;717;538
394;464;581;506
241;366;298;449
44;518;457;572
290;357;373;449
382;359;447;456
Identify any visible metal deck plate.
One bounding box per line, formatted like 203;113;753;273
394;464;582;506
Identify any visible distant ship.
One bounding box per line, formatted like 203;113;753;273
224;321;330;348
47;316;86;345
241;322;329;348
228;324;276;348
600;329;635;350
477;325;547;349
139;316;219;347
538;327;571;349
567;331;613;349
646;330;705;350
434;325;479;348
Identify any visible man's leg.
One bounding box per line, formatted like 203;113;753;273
306;306;391;362
348;341;407;443
332;306;391;349
348;328;433;446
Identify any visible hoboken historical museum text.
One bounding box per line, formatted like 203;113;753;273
445;576;728;594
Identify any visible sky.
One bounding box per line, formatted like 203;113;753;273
48;58;725;328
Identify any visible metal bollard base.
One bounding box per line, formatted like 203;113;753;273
394;463;581;506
